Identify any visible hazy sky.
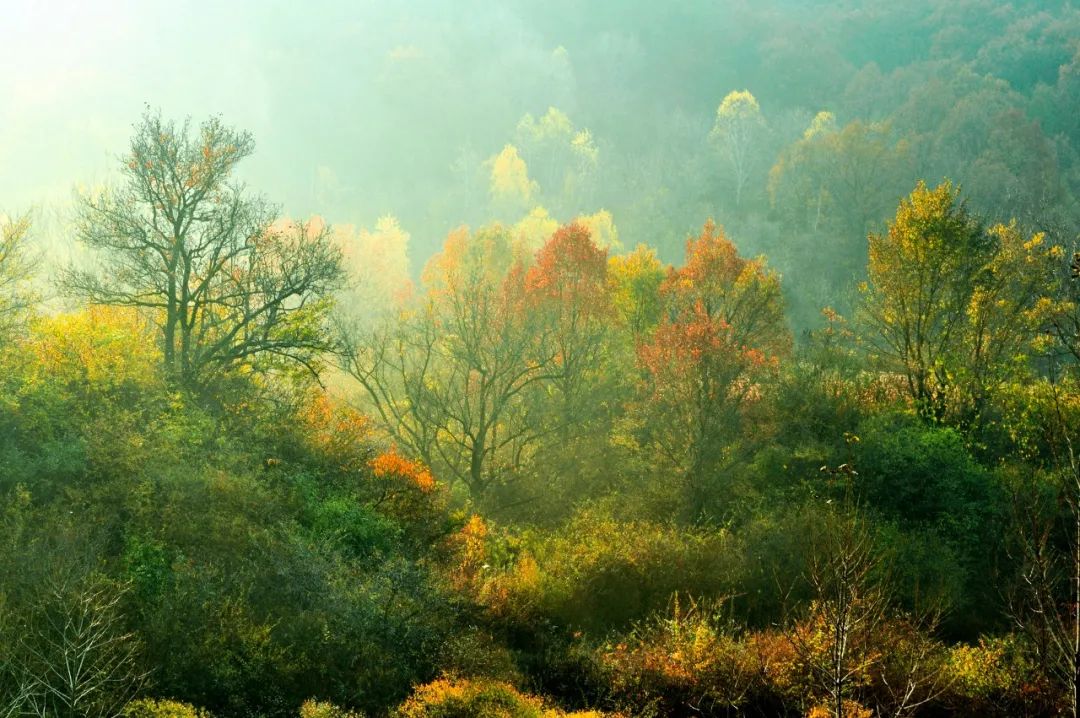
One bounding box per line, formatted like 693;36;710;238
2;0;586;240
8;0;1074;270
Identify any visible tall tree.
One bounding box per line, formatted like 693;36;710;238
1050;249;1080;365
769;117;913;240
514;107;599;215
334;215;414;327
792;507;887;718
859;181;1055;425
63;110;343;386
637;220;789;512
487;145;538;219
709;90;766;211
346;223;615;500
524;222;611;424
608;244;667;341
345;226;558;497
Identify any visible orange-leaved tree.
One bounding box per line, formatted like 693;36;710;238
637;220;790;513
524;222;611;427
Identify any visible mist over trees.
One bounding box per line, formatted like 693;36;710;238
3;1;1080;717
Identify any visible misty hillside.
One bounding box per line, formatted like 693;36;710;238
2;1;1080;717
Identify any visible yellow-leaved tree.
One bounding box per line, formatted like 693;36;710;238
710;90;766;210
859;181;1057;426
488;145;538;218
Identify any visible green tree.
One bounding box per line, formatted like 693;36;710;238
608;244;666;341
769;117;912;239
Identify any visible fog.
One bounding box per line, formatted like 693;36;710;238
5;0;1080;323
5;4;1080;716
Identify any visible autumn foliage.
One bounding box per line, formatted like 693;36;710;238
636;220;789;490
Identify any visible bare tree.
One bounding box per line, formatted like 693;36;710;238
63;109;343;386
790;506;888;718
791;463;950;718
342;226;570;497
0;213;35;337
872;613;951;718
344;277;561;496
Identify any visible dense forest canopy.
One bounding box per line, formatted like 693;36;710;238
3;1;1080;717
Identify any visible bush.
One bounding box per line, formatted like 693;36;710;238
856;413;996;532
589;595;760;716
394;677;611;718
123;698;213;718
478;509;741;634
856;413;1006;636
805;701;872;718
299;699;364;718
940;635;1061;717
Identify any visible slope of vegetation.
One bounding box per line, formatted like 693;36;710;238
4;2;1080;717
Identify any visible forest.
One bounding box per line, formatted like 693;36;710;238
4;1;1080;716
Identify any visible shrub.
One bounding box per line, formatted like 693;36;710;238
941;635;1061;716
123;698;213;718
590;595;759;716
479;509;741;634
299;699;364;718
805;700;872;718
394;677;612;718
436;626;521;683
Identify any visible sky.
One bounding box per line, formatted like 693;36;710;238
1;0;586;243
7;0;1076;281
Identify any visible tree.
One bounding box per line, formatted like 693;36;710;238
709;90;765;210
0;213;35;337
334;215;414;327
637;220;789;513
1048;247;1080;366
345;226;560;497
63;110;343;387
524;222;611;425
792;507;887;718
769;117;913;240
1010;367;1080;718
486;145;538;219
513;107;600;216
859;181;1056;426
345;223;616;501
608;244;666;341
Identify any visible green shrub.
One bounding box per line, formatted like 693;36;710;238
299;699;364;718
394;677;610;718
480;509;741;633
123;698;213;718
